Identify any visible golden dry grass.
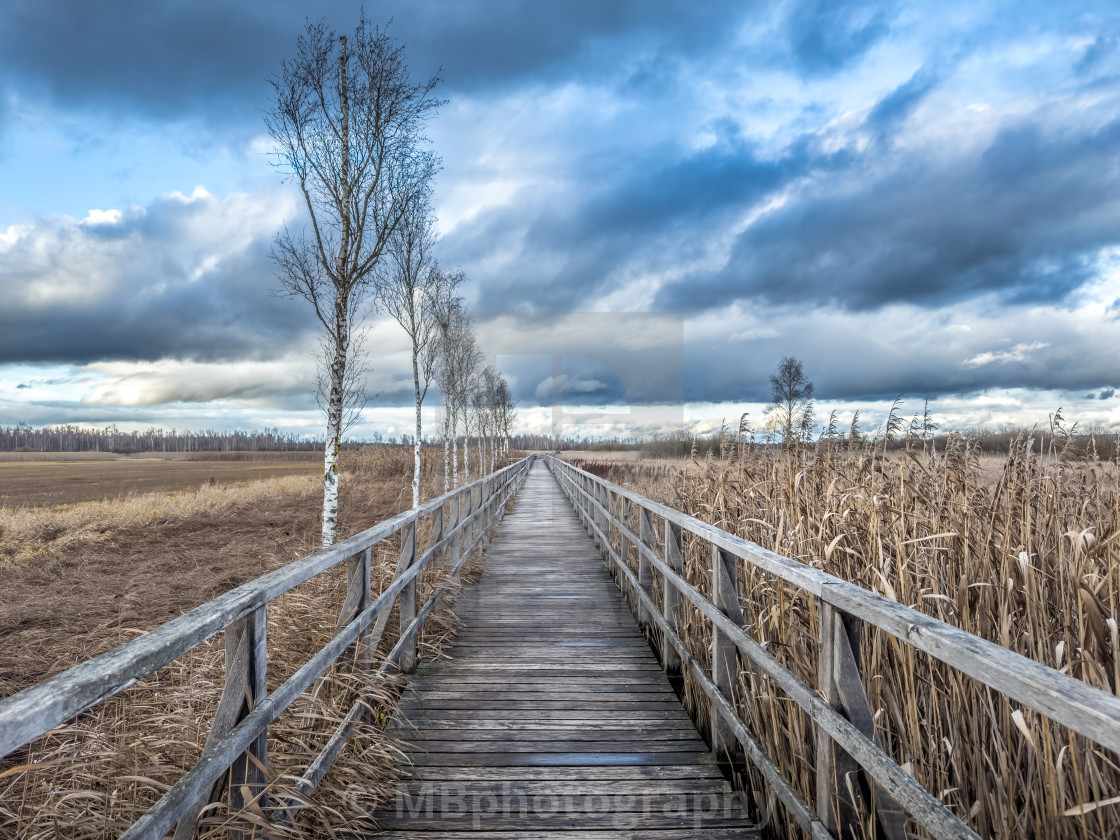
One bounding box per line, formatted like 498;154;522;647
576;435;1120;840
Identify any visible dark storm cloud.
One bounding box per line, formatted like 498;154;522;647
0;191;311;364
0;0;742;135
679;321;1118;406
1077;33;1119;75
456;135;797;312
865;64;940;140
784;0;895;76
654;110;1120;314
0;0;286;132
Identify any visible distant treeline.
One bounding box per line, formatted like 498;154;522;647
10;420;1118;461
0;424;323;454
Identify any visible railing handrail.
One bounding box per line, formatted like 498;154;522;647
0;455;535;838
545;455;1120;840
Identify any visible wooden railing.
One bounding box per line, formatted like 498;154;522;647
546;456;1120;840
0;455;534;839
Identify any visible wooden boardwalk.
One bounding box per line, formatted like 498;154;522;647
381;461;757;838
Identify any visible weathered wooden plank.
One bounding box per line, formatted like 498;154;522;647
378;813;750;830
398;765;729;782
393;779;737;796
382;833;751;840
404;740;709;753
402;728;701;741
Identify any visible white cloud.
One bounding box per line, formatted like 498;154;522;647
80;208;122;226
80;357;315;406
961;342;1050;368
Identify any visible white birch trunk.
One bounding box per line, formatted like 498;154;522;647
463;419;470;482
322;329;347;548
442;409;451;494
412;347;422;508
451;412;459;488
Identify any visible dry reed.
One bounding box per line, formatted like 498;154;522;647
582;433;1120;840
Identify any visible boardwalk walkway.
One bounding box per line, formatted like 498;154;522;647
381;461;757;838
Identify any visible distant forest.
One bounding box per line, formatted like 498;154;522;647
6;422;1116;460
0;424;322;454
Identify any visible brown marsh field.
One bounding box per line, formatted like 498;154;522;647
0;451;320;507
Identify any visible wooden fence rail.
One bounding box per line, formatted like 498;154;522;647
546;456;1120;840
0;455;535;839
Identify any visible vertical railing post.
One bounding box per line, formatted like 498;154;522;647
430;504;445;568
449;492;462;583
637;505;654;630
466;483;477;545
600;483;610;560
398;518;419;674
662;521;683;674
608;488;617;557
620;494;632;598
816;595;906;840
589;477;601;549
229;606;268;839
174;608;268;840
710;545;745;759
338;547;372;667
481;477;492;544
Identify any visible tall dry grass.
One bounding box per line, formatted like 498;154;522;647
0;474;319;566
0;452;492;838
581;433;1120;839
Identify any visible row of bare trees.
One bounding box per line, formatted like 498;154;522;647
431;300;517;493
268;15;516;544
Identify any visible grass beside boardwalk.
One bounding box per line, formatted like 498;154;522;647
573;439;1120;840
0;447;484;837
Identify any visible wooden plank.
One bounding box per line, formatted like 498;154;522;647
403;740;709;753
398;766;728;782
402;729;701;742
381;833;751;840
379;814;750;830
394;779;737;795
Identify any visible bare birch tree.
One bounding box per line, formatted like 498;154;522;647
466;364;516;473
765;356;814;447
267;16;441;545
380;203;461;507
432;288;472;492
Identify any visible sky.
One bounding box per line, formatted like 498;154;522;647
2;0;1120;441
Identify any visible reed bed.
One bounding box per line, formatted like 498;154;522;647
579;434;1120;840
0;451;496;838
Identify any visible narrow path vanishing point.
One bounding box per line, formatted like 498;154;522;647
378;460;758;838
